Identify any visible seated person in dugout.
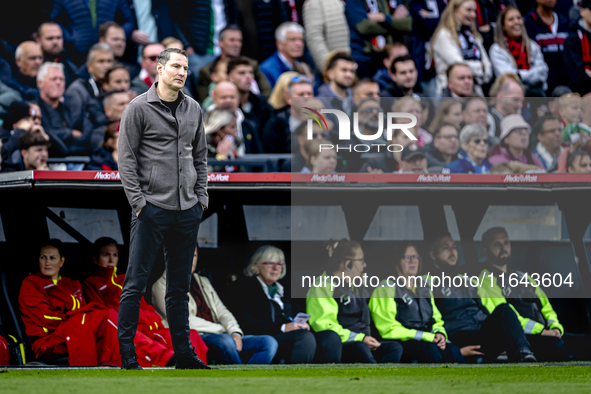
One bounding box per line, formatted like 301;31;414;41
153;246;277;365
225;246;340;364
83;237;207;367
369;243;465;364
307;240;403;363
427;233;536;362
18;239;120;366
477;227;591;361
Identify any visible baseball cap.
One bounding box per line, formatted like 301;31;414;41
401;143;426;161
2;101;32;129
499;114;531;141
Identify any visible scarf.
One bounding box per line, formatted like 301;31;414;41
506;37;530;70
458;26;481;61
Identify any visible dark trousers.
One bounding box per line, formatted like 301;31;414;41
118;202;202;355
399;340;465;363
527;332;591;362
341;340;404;363
273;330;316;364
449;303;531;362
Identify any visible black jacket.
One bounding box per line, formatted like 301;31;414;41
420;143;457;171
86;146;118;171
393;280;438;332
262;106;290;153
564;22;591;95
359;151;399;173
243;93;273;144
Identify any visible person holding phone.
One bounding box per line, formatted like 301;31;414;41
307;240;404;363
224;246;340;364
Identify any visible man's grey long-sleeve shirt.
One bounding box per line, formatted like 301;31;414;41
118;82;208;213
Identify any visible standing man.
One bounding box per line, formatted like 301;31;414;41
118;47;210;370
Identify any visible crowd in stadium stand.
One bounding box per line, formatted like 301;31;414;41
2;0;591;175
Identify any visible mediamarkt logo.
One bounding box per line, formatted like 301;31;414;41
503;174;538;183
310;174;346;183
303;107;417;153
417;174;452;183
94;172;120;180
208;173;230;182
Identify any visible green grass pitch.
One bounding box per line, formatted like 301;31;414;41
2;364;591;394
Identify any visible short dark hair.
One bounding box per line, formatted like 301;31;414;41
432;123;458;138
567;149;591;171
37;21;61;37
39;239;64;257
481;227;508;250
93;237;119;258
219;24;242;41
534;113;561;135
19;132;51;150
325;52;356;72
390;54;416;74
103;63;129;84
462;96;488;112
428;232;454;254
157;47;188;66
446;63;471;80
98;21;123;40
227;56;253;75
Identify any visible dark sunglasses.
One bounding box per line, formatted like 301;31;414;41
146;55;158;61
471;138;489;145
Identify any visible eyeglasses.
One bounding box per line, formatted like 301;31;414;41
402;255;420;262
362;107;383;114
437;135;458;141
471;138;489;145
146;55;158;61
291;75;312;84
261;261;285;268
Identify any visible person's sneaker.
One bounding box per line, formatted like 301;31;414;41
176;348;211;370
121;347;143;370
518;348;537;362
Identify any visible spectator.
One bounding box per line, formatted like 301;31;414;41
302;0;350;73
421;124;460;171
102;64;134;97
489;7;549;96
103;90;129;123
86;123;119;171
370;243;465;363
524;0;570;94
7;41;43;100
532;114;563;170
558;93;583;128
197;25;272;102
263;75;313;153
18;239;121;366
360;128;413;173
268;71;302;110
202;58;229;110
227;57;273;138
567;149;591;173
210;81;262;153
153;246;276;365
19;128;50;171
204;107;244;168
565;1;591;95
345;0;412;78
392;96;432;147
444;124;493;173
50;0;135;64
408;0;446;83
398;143;429;173
130;43;165;95
354;98;388;145
36;22;78;87
352;79;381;103
428;99;463;133
260;22;305;88
490;162;513;174
374;42;410;91
37;62;97;156
65;43;113;128
307;240;403;363
98;22;140;79
488;73;525;139
127;0;176;60
225;246;340;364
308;142;338;174
432;0;493;96
477;227;591;361
318;52;357;112
82;237;191;367
291;115;332;172
488;114;544;168
462;97;491;132
442;63;476;98
0;81;22;120
428;234;537;363
380;55;423;98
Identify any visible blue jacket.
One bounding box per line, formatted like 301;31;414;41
51;0;135;61
260;51;293;88
443;152;492;174
6;72;39;101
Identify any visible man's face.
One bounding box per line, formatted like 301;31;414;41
278;31;304;60
229;64;254;92
448;65;474;97
157;53;188;91
570;154;591;173
358;101;383;131
287;82;313;109
463;99;489;127
141;44;165;78
104;68;130;91
87;50;113;80
391;60;417;90
104;92;129;122
400;156;428;173
498;83;524;115
95;244;119;268
220;30;243;58
214;83;239;112
17;42;43;77
537;119;563;151
38;24;63;56
38;67;66;100
485;231;511;264
434;125;459;155
433;236;458;267
102;26;126;58
329;60;356;89
22;145;48;170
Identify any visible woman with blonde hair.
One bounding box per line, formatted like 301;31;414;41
204;107;244;161
268;72;302;109
489;6;548;96
432;0;492;96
